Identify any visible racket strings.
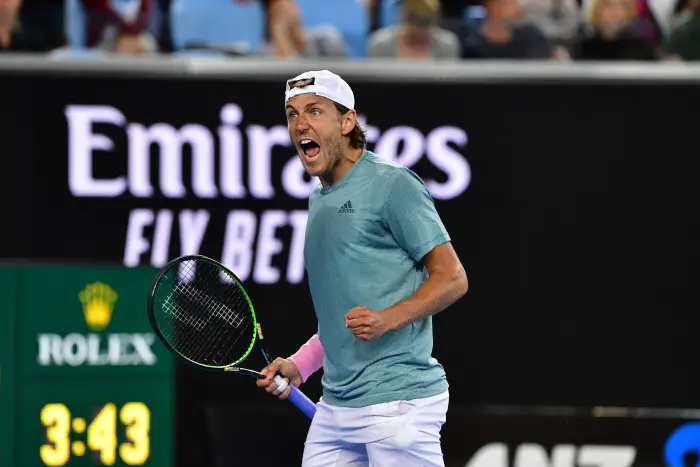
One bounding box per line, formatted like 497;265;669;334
179;273;249;365
162;287;207;330
153;259;256;367
197;262;253;363
181;262;251;365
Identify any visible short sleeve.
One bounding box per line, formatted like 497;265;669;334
383;168;451;263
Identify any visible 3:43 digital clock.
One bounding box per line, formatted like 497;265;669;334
18;380;172;467
40;401;150;466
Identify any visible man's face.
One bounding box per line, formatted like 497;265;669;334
285;93;345;178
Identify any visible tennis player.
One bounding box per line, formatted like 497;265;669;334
256;70;468;466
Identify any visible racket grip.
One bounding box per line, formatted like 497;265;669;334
274;375;317;419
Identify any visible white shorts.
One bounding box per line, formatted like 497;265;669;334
302;390;449;467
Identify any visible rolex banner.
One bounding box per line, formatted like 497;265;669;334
16;265;170;376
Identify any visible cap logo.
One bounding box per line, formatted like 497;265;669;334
288;77;315;89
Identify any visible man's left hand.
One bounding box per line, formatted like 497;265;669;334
345;306;391;341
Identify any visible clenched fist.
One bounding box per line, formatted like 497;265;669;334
344;306;391;341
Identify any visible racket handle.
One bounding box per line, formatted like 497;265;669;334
274;375;317;419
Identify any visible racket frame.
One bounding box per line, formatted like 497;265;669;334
147;254;317;419
147;254;260;371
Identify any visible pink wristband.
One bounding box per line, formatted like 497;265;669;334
288;334;324;383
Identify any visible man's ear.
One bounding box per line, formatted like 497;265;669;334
341;110;357;136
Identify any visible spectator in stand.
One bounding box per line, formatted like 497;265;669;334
237;0;346;57
368;0;481;39
579;0;683;48
80;0;157;53
663;0;700;60
462;0;565;59
367;0;461;59
573;0;658;59
0;0;53;51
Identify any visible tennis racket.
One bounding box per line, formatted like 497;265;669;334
146;254;317;419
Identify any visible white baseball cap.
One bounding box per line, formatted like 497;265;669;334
285;70;355;110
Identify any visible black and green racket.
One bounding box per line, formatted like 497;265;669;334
146;254;316;419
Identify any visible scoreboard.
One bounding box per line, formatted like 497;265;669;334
0;264;173;467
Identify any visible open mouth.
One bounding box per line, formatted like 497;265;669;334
300;139;321;162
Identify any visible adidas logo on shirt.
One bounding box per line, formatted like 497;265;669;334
338;200;355;214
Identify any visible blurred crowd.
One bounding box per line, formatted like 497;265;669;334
1;0;698;61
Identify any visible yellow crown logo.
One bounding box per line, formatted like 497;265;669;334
78;282;118;331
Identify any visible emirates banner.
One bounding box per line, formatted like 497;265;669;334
0;66;698;467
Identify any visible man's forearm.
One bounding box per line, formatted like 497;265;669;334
383;265;468;332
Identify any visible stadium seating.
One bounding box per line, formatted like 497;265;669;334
295;0;370;58
169;0;265;53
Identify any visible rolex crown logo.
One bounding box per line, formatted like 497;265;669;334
79;282;118;331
